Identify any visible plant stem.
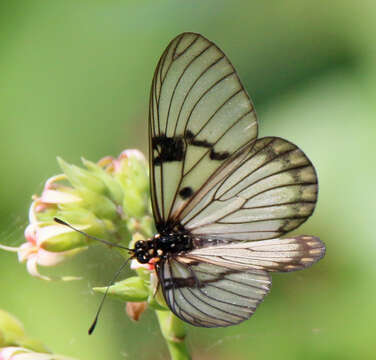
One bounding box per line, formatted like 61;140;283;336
156;310;191;360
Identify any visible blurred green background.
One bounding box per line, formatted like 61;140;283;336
1;1;375;359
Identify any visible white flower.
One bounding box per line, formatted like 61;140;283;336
0;179;86;281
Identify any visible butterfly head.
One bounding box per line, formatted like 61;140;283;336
133;240;155;264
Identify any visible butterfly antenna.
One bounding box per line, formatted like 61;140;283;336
88;257;132;335
53;217;132;251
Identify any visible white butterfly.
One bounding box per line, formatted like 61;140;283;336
133;32;325;327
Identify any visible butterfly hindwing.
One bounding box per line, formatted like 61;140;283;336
156;235;324;327
157;257;271;327
185;235;326;272
149;32;258;229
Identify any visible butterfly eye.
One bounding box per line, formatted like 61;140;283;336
136;253;150;264
135;240;146;249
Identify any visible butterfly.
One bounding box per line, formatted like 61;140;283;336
133;32;326;327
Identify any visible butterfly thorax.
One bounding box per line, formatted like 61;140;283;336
134;232;193;264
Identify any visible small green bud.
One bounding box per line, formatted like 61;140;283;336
57;157;106;195
93;276;149;302
81;158;124;205
114;150;149;218
73;188;118;220
39;225;88;252
41;237;88;254
39;208;120;252
56;209;108;237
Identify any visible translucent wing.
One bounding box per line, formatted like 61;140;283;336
186;235;325;272
149;32;324;329
149;32;258;229
157;235;325;327
157;258;271;327
181;137;318;241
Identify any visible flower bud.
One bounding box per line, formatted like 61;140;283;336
81;158;124;205
57;157;106;195
73;188;118;221
111;150;149;219
128;259;168;311
93;276;149;302
125;302;148;322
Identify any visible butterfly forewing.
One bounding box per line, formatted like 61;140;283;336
149;32;258;228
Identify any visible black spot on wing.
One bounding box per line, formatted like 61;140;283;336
186;130;231;161
164;277;196;290
163;267;245;291
179;187;193;199
153;134;185;165
186;130;212;148
210;149;230;160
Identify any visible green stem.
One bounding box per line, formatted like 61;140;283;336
156;310;191;360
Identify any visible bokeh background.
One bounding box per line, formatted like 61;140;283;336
1;1;375;359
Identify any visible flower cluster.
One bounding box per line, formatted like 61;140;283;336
0;149;188;360
0;150;152;280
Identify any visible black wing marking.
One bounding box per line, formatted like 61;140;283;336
149;32;258;230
